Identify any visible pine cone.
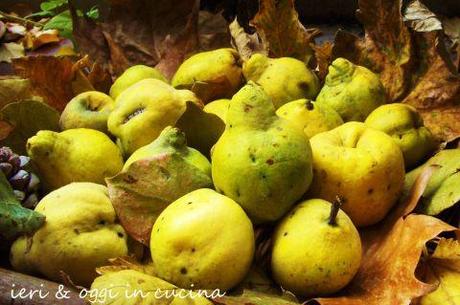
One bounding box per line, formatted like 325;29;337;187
0;147;40;209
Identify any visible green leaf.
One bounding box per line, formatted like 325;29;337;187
0;171;45;240
26;10;54;19
0;100;60;155
404;149;460;215
40;0;67;13
106;153;213;245
44;10;73;39
86;6;100;20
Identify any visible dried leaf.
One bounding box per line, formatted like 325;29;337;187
313;42;333;80
229;18;267;61
250;0;317;64
214;290;300;305
198;11;232;51
96;256;155;276
0;78;34;109
443;17;460;46
316;164;455;305
106;153;212;245
0;42;25;63
13;56;76;112
0;99;60;155
404;0;443;32
72;0;200;78
155;1;199;80
420;238;460;305
402;32;460;142
26;39;76;57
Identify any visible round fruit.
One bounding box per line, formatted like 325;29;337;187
308;122;405;226
60;91;115;134
276;99;344;138
10;182;129;287
27;128;123;191
316;58;386;122
365;103;436;169
271;198;362;297
150;188;254;291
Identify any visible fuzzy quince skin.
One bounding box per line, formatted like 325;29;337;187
172;48;243;103
316;58;386;122
150;188;254;291
10;183;129;287
243;54;320;109
271;199;362;297
60;91;115;134
27;128;123;191
276;99;344;138
308;122;405;226
108;79;202;156
365;103;436;169
109;65;167;100
212;82;313;223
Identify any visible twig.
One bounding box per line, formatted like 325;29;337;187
0;11;44;27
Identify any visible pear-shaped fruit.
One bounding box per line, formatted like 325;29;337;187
10;182;128;287
365;103;436;169
150;188;254;291
124;126;211;178
316;58;386;122
109;65;167;100
27;128;123;191
308;122;405;226
212;82;313;223
60;91;115;134
90;269;212;305
271;198;362;297
243;54;320;109
276;99;344;138
172;48;243;103
203;98;230;123
108;79;202;156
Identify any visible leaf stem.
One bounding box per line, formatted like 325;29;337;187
0;11;44;27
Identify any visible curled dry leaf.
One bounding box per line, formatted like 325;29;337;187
250;0;318;64
419;238;460;305
315;164;456;305
403;0;443;32
96;256;155;276
312;42;333;81
229;18;267;61
106;153;212;245
0;42;24;63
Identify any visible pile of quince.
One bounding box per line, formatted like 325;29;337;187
9;47;444;303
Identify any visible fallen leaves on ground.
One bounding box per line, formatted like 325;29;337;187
229;18;267;61
106;153;212;246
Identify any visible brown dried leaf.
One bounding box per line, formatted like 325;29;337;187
402;32;460;142
12;56;75;112
229;18;267;61
313;42;333;81
316;165;455;305
403;0;443;32
106;153;212;245
72;0;200;78
96;256;155;276
215;290;300;305
198;11;232;52
250;0;318;64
